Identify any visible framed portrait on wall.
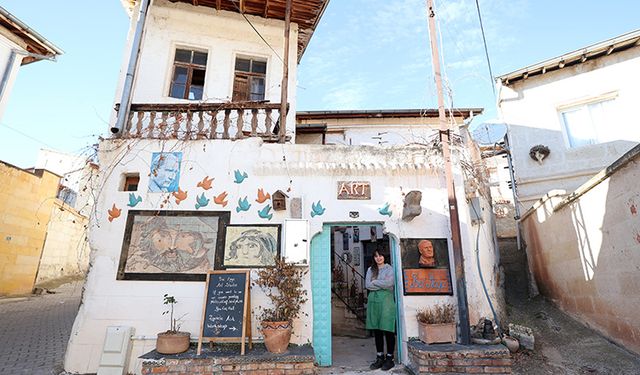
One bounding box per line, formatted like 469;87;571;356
149;152;182;193
117;210;230;281
400;238;452;295
219;224;281;268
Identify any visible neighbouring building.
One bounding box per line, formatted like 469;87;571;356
64;1;504;373
497;29;640;212
0;5;62;120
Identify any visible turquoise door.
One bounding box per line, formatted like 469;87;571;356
310;225;332;366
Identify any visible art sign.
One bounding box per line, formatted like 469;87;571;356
337;181;371;200
117;210;229;281
402;268;453;295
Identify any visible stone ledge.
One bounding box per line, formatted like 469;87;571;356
407;340;512;374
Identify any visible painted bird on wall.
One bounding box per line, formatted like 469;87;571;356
311;200;326;217
197;176;214;190
378;203;392;217
127;193;142;207
233;170;248;184
236;196;251;212
195;193;210;209
172;188;188;204
214;191;228;207
258;205;273;220
256;188;271;203
108;204;121;222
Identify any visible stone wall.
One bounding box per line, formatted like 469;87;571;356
407;341;512;374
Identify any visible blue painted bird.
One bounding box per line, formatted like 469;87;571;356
310;200;326;217
195;192;210;209
378;203;392;217
233;170;248;184
236;196;251;213
257;205;273;220
127;193;142;207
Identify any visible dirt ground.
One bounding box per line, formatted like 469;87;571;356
500;238;640;374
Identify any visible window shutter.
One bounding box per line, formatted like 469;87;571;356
233;75;249;102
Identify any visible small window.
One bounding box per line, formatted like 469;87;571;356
123;174;140;191
169;48;208;100
233;57;266;102
559;98;619;148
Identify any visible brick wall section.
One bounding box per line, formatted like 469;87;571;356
407;341;512;374
141;358;316;375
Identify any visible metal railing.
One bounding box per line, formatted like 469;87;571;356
331;249;366;323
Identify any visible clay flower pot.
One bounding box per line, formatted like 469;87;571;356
156;331;190;354
261;321;292;354
418;322;456;344
502;335;520;353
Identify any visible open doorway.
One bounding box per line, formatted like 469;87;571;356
329;224;396;370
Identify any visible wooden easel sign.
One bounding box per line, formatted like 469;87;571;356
197;270;252;355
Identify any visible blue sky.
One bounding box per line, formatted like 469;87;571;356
1;0;639;167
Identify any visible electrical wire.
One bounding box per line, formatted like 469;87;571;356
474;0;497;100
230;1;284;64
1;122;56;149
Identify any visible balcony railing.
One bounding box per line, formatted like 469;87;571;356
114;102;288;142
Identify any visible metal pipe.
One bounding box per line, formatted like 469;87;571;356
503;135;522;251
111;0;152;135
0;50;18;102
426;0;471;345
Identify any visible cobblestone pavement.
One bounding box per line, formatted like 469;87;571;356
0;282;82;375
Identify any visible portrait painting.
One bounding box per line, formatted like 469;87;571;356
221;225;281;268
400;238;450;269
149;152;182;193
117;210;230;281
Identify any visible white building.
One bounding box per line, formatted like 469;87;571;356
497;29;640;212
0;6;62;121
64;1;503;373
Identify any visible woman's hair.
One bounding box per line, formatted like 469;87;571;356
227;229;276;263
370;250;389;280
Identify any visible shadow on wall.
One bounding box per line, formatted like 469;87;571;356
521;144;640;354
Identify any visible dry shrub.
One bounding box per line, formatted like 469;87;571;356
254;256;308;323
416;303;456;324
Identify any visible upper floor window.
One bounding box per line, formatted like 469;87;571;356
169;48;208;100
233;57;266;102
560;97;618;148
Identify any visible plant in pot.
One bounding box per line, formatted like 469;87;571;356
156;294;190;354
416;303;457;344
255;256;308;354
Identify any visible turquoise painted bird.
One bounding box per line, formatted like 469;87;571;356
310;200;326;217
257;205;273;220
236;196;251;213
378;203;392;217
127;193;142;207
195;193;210;209
233;170;248;184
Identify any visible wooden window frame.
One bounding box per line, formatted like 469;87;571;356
169;48;208;100
232;56;267;102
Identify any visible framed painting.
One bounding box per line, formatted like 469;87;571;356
117;210;230;281
219;224;281;268
400;238;452;295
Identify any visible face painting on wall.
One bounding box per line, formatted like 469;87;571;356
223;225;280;268
149;152;182;192
120;214;219;276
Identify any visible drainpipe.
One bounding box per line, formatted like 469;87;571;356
111;0;152;135
503;134;522;251
0;50;18;101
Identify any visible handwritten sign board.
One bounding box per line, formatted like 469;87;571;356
337;181;371;200
197;270;252;355
402;268;453;295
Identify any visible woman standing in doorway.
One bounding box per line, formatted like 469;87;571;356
365;250;396;371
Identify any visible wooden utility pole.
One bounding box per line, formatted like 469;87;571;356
279;0;292;143
426;0;471;345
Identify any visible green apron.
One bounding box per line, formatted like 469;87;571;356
366;289;396;332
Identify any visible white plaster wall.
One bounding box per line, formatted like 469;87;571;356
0;37;26;122
499;47;640;210
64;137;500;373
128;0;298;137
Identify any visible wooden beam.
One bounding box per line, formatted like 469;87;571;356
279;0;292;143
216;0;221;11
192;0;199;5
240;0;245;13
264;0;270;18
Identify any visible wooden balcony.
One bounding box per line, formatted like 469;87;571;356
115;102;288;142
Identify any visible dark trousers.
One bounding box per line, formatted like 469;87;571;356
373;329;395;356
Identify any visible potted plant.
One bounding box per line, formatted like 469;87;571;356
416;303;457;344
254;257;308;353
156;294;190;354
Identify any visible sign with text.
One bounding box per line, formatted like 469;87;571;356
337;181;371;200
402;268;453;295
197;270;252;355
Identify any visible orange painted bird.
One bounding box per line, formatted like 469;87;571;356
214;191;228;207
172;187;188;204
197;176;214;190
107;204;121;222
256;188;271;203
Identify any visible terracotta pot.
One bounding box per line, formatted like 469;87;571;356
156;331;190;354
418;322;456;344
502;335;520;353
261;321;292;354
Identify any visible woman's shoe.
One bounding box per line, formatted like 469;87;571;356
381;356;395;371
370;355;385;370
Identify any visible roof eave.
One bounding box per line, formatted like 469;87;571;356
0;6;63;61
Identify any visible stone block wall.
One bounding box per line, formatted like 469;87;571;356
407;341;512;374
141;358;315;375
